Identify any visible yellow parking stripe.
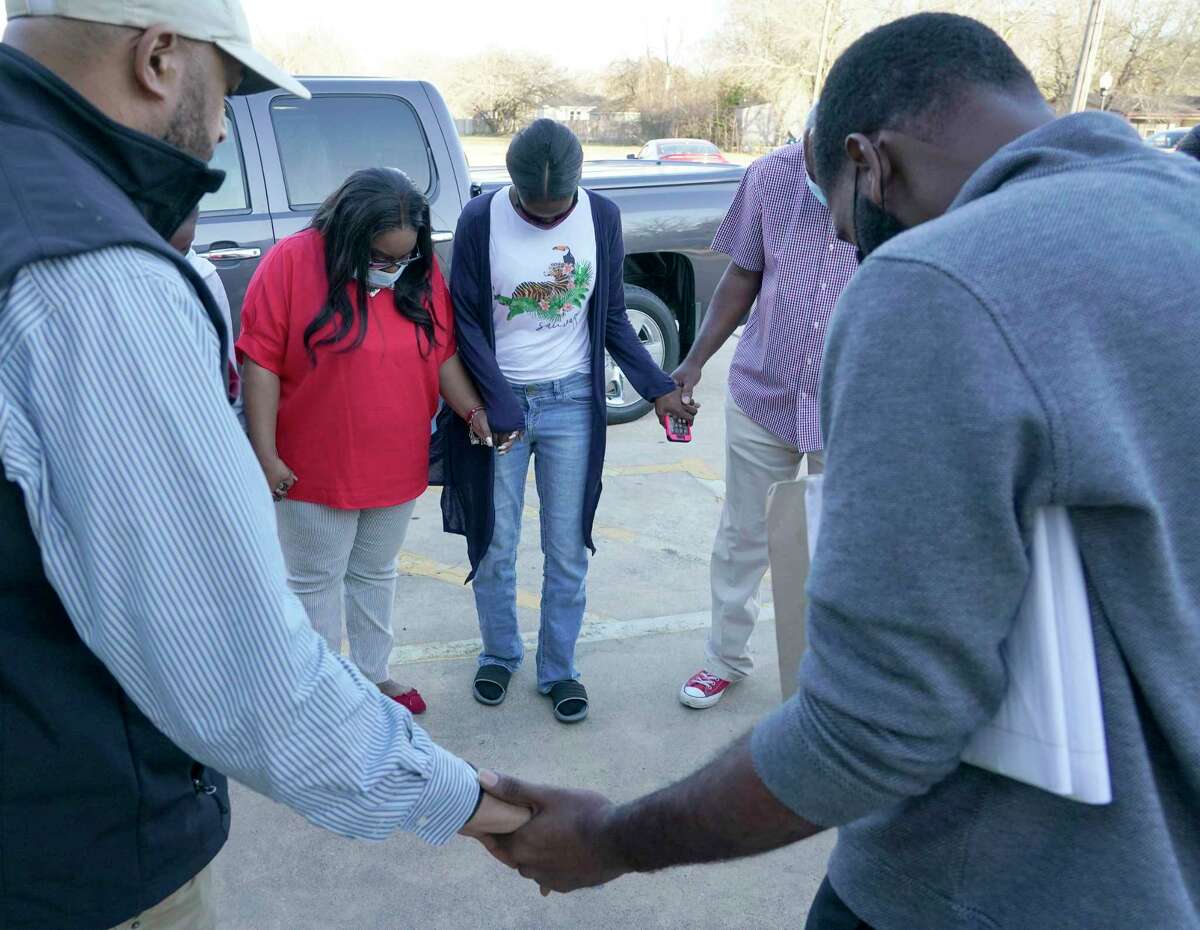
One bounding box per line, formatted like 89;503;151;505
601;457;721;482
396;551;609;620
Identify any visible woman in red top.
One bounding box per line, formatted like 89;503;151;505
237;168;494;714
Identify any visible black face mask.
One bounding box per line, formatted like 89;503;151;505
853;168;908;262
513;190;578;229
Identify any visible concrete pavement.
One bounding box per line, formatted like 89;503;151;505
212;341;835;929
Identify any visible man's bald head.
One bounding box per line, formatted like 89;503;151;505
6;14;133;60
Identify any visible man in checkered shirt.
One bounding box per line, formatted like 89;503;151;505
676;109;858;709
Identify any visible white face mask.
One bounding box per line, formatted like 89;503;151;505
364;267;403;290
806;172;828;208
357;265;405;290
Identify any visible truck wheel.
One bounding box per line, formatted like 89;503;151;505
605;285;681;425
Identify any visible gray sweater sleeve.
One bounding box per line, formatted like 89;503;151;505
751;256;1057;826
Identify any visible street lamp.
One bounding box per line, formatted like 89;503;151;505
1099;71;1114;111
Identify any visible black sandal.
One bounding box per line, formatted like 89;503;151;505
473;665;511;706
548;680;589;724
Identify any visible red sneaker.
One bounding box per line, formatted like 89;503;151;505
679;670;733;709
391;689;427;715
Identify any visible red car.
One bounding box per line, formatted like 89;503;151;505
633;138;731;164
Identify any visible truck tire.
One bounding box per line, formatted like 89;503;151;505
605;284;681;425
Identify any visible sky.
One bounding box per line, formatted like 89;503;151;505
237;0;728;69
0;1;728;70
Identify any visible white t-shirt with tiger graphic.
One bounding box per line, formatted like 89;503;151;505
489;186;597;384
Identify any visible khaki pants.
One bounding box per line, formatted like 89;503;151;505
108;865;216;930
706;393;823;681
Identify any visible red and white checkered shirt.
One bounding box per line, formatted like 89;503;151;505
713;145;858;452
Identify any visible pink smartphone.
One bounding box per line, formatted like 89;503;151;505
663;414;693;443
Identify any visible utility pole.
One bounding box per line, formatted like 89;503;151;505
813;0;835;102
1068;0;1108;113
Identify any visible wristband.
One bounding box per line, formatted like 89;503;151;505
465;761;485;822
465;405;485;427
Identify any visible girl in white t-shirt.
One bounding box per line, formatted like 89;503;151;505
447;121;696;724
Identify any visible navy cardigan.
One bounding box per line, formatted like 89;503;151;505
436;189;676;576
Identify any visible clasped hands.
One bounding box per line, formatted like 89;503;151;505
459;770;627;896
466;408;522;455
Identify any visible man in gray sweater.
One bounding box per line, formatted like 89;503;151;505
476;14;1200;929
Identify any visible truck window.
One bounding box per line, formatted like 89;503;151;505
199;104;249;214
270;95;434;209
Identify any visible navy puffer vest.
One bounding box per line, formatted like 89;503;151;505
0;43;230;930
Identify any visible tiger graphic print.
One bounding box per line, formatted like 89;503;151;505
496;244;594;323
511;245;575;303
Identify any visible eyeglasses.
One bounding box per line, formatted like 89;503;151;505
368;249;422;273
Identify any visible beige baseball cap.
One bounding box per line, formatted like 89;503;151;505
6;0;311;99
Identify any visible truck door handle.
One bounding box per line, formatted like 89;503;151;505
432;231;453;244
199;246;262;262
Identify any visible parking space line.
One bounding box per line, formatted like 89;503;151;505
520;508;710;564
398;551;539;612
602;456;720;481
608;458;726;501
591;523;638;543
396;550;609;621
388;607;776;666
515;458;727;557
521;505;638;542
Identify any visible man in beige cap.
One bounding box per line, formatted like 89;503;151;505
0;5;526;929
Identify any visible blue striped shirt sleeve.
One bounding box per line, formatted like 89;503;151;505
0;246;479;844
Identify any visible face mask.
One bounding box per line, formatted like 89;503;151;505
852;168;908;262
365;267;403;290
513;189;578;229
806;172;828;208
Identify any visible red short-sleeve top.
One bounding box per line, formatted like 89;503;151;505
236;228;456;509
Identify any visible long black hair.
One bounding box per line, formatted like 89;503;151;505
305;167;437;362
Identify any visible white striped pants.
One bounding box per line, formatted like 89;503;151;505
275;500;416;684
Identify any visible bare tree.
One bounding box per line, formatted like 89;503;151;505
709;0;825;131
448;51;566;135
254;30;358;76
604;55;744;144
253;0;1200;149
605;56;683;138
1101;0;1200;103
1015;0;1200;111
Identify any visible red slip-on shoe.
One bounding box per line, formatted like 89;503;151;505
391;689;427;715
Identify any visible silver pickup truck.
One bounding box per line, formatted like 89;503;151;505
198;77;743;423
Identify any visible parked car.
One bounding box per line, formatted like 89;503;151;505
631;138;731;165
1145;128;1191;150
198;79;742;424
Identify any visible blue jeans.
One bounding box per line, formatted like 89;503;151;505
473;372;593;691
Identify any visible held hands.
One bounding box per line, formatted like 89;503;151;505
262;456;298;502
467;408;495;448
467;408;522;456
654;386;701;424
459;790;533;839
494;431;522;456
471;770;628;896
670;360;702;407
